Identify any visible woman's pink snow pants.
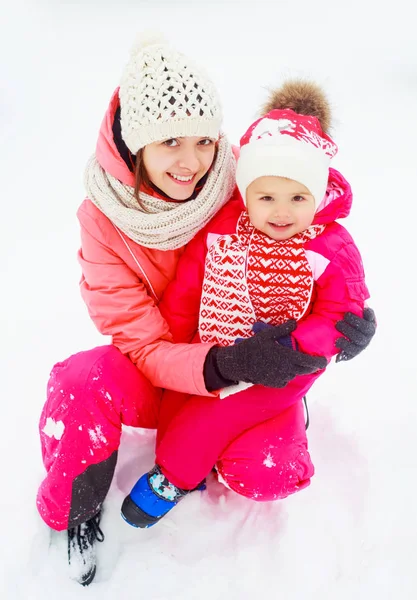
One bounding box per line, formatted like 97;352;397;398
37;346;314;531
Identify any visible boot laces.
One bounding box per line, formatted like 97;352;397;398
69;511;105;557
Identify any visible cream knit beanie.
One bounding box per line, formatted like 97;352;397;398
119;33;223;153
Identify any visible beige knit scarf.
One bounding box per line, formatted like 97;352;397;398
84;136;236;250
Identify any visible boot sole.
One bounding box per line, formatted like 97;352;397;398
121;495;160;528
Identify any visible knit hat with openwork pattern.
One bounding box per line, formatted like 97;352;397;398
119;33;223;153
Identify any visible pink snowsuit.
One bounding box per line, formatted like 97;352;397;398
37;90;335;531
155;168;370;492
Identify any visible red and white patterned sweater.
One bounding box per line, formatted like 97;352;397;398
159;168;370;361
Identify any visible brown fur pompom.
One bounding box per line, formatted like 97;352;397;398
260;80;332;134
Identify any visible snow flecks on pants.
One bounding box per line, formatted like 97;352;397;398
98;388;113;404
263;452;277;468
91;365;103;383
88;425;108;448
262;444;279;468
42;417;65;440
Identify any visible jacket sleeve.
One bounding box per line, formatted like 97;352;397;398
158;229;208;343
292;242;370;360
77;206;216;396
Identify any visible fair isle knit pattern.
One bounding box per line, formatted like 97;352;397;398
236;109;338;206
84;136;236;251
199;212;325;346
119;36;222;152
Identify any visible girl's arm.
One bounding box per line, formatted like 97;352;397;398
292;240;370;360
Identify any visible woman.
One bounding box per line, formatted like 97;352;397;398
36;34;376;586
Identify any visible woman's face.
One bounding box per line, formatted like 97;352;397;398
142;136;216;200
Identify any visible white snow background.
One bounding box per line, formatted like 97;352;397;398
1;0;417;598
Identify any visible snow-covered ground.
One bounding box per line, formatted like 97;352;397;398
2;1;416;598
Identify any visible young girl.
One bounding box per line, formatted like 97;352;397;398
121;80;372;529
36;33;375;585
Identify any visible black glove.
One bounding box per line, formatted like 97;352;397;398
204;320;328;392
335;307;376;363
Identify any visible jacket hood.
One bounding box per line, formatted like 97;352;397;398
96;88;136;188
313;167;352;225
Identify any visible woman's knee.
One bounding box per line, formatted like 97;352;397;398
42;344;160;430
42;346;122;415
47;345;122;391
217;445;314;502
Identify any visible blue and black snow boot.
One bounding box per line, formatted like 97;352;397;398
121;465;205;528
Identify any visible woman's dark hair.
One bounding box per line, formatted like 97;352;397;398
133;149;152;209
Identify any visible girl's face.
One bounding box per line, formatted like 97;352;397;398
246;176;316;240
142;136;216;200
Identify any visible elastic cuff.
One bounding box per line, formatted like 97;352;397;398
277;334;298;350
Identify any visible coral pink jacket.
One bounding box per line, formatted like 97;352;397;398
77;89;242;395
